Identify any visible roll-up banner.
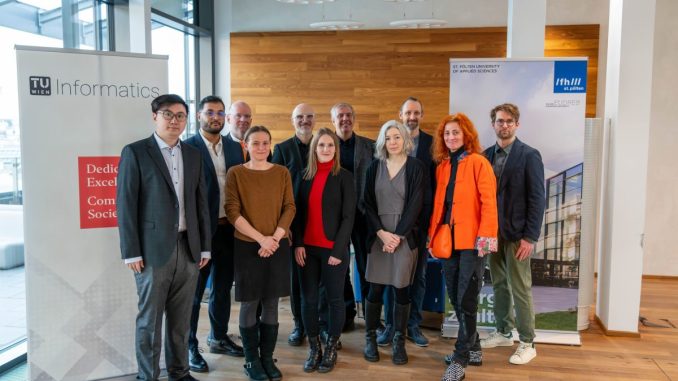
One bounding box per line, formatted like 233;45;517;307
16;46;168;380
445;58;588;345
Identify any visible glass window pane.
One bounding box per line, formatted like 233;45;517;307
151;0;194;23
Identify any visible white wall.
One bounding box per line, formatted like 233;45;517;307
643;0;678;276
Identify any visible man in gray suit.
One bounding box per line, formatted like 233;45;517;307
117;94;211;381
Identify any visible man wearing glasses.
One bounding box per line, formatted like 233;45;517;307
481;103;545;366
116;94;211;381
184;96;245;373
272;103;316;346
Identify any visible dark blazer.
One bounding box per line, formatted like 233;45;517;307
483;138;545;242
272;136;306;197
363;157;425;251
292;168;356;262
116;134;211;267
414;130;435;235
353;134;376;214
183;132;246;237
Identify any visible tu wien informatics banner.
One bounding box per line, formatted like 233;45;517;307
446;58;587;345
16;46;167;380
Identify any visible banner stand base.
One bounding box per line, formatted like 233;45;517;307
441;322;581;346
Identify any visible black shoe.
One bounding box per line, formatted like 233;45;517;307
444;350;482;366
188;347;209;373
376;321;386;337
303;336;322;373
342;319;356;333
239;324;269;381
207;335;244;357
320;330;342;350
288;325;306;346
364;300;381;362
392;303;410;365
260;323;283;381
318;335;339;373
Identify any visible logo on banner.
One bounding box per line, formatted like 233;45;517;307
29;76;51;95
553;61;587;93
78;156;119;229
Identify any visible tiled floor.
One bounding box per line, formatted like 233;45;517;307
0;266;26;349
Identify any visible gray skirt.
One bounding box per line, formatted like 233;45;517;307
366;239;417;289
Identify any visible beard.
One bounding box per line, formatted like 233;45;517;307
202;121;224;134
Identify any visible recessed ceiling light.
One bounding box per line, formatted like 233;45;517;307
389;18;447;28
310;20;364;30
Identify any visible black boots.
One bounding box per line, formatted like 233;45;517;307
392;303;410;365
303;336;322;372
364;300;382;362
259;323;283;381
239;325;268;381
318;335;339;373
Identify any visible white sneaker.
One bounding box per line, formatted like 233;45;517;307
509;342;537;365
480;331;514;348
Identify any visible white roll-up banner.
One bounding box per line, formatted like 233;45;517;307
16;46;168;380
445;58;588;345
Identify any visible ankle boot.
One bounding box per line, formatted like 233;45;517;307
318;335;339;373
303;336;322;372
259;323;283;381
364;300;382;362
392;303;410;365
239;325;268;381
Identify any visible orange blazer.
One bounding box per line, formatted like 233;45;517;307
428;152;498;250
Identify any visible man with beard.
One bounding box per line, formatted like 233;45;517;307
379;97;434;348
272;103;315;346
480;103;545;365
184;96;248;373
329;102;375;332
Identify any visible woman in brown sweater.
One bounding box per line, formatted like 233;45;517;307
225;125;296;381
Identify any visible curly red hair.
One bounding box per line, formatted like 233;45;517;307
432;113;482;163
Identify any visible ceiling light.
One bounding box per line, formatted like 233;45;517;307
276;0;336;4
389;18;447;28
310;20;364;30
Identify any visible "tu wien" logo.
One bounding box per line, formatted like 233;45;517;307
29;76;51;96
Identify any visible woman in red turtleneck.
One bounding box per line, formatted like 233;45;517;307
292;127;356;374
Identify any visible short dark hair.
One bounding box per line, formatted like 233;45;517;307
198;95;225;111
490;103;520;122
243;125;271;143
151;94;188;114
400;96;424;114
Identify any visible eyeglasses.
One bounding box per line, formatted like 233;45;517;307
494;119;516;126
202;110;226;118
157;110;187;122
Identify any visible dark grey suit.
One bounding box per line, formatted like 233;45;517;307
117;134;211;380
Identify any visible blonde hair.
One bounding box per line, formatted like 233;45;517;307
374;120;413;160
303;127;342;180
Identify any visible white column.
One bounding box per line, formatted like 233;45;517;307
214;0;233;105
597;0;656;333
128;0;152;54
507;0;546;58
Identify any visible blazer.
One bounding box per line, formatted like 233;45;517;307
292;168;356;262
116;134;211;267
272;136;306;198
364;157;425;251
183;132;246;237
428;152;498;250
414;130;435;234
352;134;376;214
483;138;545;242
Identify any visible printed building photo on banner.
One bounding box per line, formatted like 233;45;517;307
447;58;588;343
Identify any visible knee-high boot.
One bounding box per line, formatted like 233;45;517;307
364;300;382;362
392;303;410;365
239;324;268;381
260;323;283;381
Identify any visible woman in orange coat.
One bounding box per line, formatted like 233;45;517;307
428;113;498;381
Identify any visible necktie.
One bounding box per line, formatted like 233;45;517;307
240;140;247;161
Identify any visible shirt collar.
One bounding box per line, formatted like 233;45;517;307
495;140;515;155
229;133;242;144
154;132;181;150
199;129;222;149
340;133;355;146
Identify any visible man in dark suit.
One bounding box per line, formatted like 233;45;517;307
184;96;248;373
380;97;434;348
481;103;545;366
331;102;375;330
272;103;315;346
116;94;211;381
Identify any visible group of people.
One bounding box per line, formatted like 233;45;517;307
116;94;545;381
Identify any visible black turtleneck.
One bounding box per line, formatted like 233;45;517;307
443;148;465;225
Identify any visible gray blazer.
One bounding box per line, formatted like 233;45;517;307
353;134;375;214
116;134;211;267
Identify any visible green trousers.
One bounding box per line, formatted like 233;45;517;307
488;237;536;343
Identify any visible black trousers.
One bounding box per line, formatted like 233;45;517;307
443;249;484;365
299;246;349;337
189;224;234;349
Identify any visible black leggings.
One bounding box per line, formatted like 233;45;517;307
240;298;278;328
299;246;349;337
367;283;409;305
